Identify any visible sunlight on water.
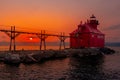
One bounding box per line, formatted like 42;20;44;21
0;46;69;51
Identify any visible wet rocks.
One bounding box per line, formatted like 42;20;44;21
99;47;115;54
4;53;21;64
0;47;116;64
69;47;116;58
21;53;38;63
68;48;103;58
3;50;67;64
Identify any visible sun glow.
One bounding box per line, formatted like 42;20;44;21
29;38;33;40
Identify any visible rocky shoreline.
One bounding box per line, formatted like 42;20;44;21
0;47;115;65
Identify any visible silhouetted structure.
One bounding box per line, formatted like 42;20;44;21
0;27;69;51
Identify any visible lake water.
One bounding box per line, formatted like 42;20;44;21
0;46;120;80
0;46;70;51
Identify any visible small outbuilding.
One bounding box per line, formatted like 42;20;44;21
70;15;105;48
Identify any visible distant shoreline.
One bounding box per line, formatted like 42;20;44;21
105;42;120;47
0;42;120;46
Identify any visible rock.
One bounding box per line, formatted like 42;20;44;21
39;50;67;60
87;48;102;55
68;49;82;57
68;48;103;58
99;47;115;54
4;53;21;64
1;47;113;64
28;53;38;62
42;50;56;59
31;53;42;62
0;53;6;61
21;53;38;63
54;51;67;58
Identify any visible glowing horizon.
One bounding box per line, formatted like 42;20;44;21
0;0;120;42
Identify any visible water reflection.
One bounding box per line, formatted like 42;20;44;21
0;53;120;80
0;59;70;80
0;63;20;80
67;56;105;80
0;56;107;80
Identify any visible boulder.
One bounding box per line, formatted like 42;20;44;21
99;47;115;54
21;53;38;63
31;53;42;62
4;53;21;64
54;51;67;58
68;48;103;58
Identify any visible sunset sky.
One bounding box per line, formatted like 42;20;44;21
0;0;120;42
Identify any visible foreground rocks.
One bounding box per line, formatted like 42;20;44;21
69;48;103;57
20;50;68;64
4;53;21;64
0;50;68;64
0;47;115;65
99;47;115;54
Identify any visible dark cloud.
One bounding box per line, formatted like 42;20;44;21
103;24;120;30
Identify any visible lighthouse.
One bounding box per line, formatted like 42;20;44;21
70;15;105;48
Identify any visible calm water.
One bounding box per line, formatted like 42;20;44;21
0;46;69;51
0;47;120;80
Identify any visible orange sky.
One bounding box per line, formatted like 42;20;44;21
0;0;120;42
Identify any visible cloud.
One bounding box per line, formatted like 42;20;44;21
103;24;120;30
102;24;120;42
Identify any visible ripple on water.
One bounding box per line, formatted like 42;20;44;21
0;47;120;80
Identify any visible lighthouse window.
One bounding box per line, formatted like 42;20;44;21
101;36;104;38
98;35;104;39
92;35;94;37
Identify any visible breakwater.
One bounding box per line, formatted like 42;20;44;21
0;47;115;64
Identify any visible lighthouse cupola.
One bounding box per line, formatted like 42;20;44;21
90;14;99;25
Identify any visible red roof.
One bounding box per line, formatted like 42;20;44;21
70;24;104;35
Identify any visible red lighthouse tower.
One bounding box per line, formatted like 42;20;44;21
70;15;105;48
